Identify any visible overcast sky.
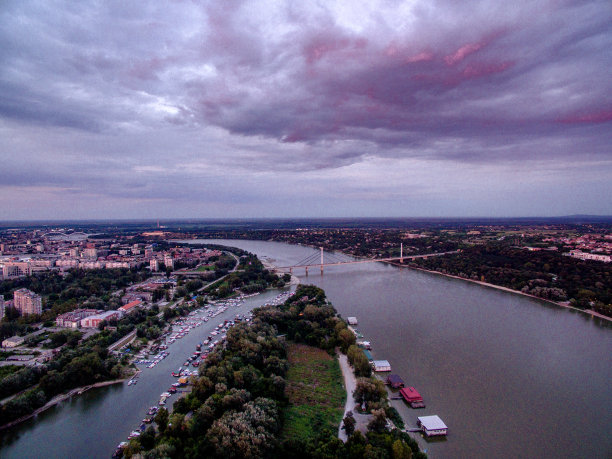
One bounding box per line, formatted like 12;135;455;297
1;0;611;220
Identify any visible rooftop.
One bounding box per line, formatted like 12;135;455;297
418;415;447;430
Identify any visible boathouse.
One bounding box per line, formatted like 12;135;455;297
372;360;391;372
363;349;373;361
347;317;358;325
417;415;447;436
386;374;405;389
399;386;425;408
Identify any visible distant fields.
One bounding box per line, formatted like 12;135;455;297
282;343;345;443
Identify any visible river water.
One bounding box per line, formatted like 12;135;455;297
0;288;294;459
189;240;612;459
1;239;611;458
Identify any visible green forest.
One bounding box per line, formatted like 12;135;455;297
411;244;612;317
123;285;425;458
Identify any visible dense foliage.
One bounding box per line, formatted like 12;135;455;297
205;252;286;298
411;244;612;316
127;285;424;458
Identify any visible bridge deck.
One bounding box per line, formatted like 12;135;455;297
276;251;456;270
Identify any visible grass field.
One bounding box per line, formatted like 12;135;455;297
281;343;345;443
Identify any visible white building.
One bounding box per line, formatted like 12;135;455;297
418;415;448;436
56;258;80;269
568;250;611;263
372;360;391;372
80;310;122;328
2;261;31;279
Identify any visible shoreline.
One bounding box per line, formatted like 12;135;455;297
257;242;609;322
389;261;612;323
0;377;128;432
260;257;301;287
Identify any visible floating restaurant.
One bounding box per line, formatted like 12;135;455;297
399;386;426;408
417;415;448;436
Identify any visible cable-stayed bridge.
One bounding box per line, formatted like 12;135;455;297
275;246;458;274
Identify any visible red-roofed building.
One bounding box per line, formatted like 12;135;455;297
400;387;426;408
119;300;142;313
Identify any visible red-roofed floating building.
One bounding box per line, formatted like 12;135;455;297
399;386;426;408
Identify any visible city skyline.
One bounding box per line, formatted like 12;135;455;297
1;0;611;220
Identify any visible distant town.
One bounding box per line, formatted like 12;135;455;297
0;218;610;458
1;219;611;327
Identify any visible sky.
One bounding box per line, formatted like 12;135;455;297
1;0;611;220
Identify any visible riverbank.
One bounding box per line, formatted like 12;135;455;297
389;261;612;323
260;257;301;287
337;353;371;441
0;377;128;432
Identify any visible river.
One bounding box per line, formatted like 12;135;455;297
0;288;294;459
1;239;611;458
187;239;612;459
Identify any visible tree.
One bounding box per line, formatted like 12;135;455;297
354;378;386;410
338;328;356;353
342;411;356;436
154;407;169;433
139;426;156;451
391;439;412;459
368;408;387;433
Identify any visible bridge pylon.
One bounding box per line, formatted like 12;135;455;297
320;247;324;274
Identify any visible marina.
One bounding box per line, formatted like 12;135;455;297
116;289;295;445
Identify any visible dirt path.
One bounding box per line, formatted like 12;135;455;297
337;353;371;441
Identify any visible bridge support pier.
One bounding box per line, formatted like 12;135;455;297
305;266;309;275
400;243;404;263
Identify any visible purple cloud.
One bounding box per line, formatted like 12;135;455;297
0;0;611;218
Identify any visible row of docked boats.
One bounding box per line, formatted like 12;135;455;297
349;316;448;437
118;291;287;452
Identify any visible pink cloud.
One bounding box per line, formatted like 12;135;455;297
462;61;514;78
405;51;434;63
303;35;367;65
557;109;612;124
445;42;483;65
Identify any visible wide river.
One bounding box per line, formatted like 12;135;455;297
1;239;611;458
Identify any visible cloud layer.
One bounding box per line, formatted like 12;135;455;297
1;0;611;219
